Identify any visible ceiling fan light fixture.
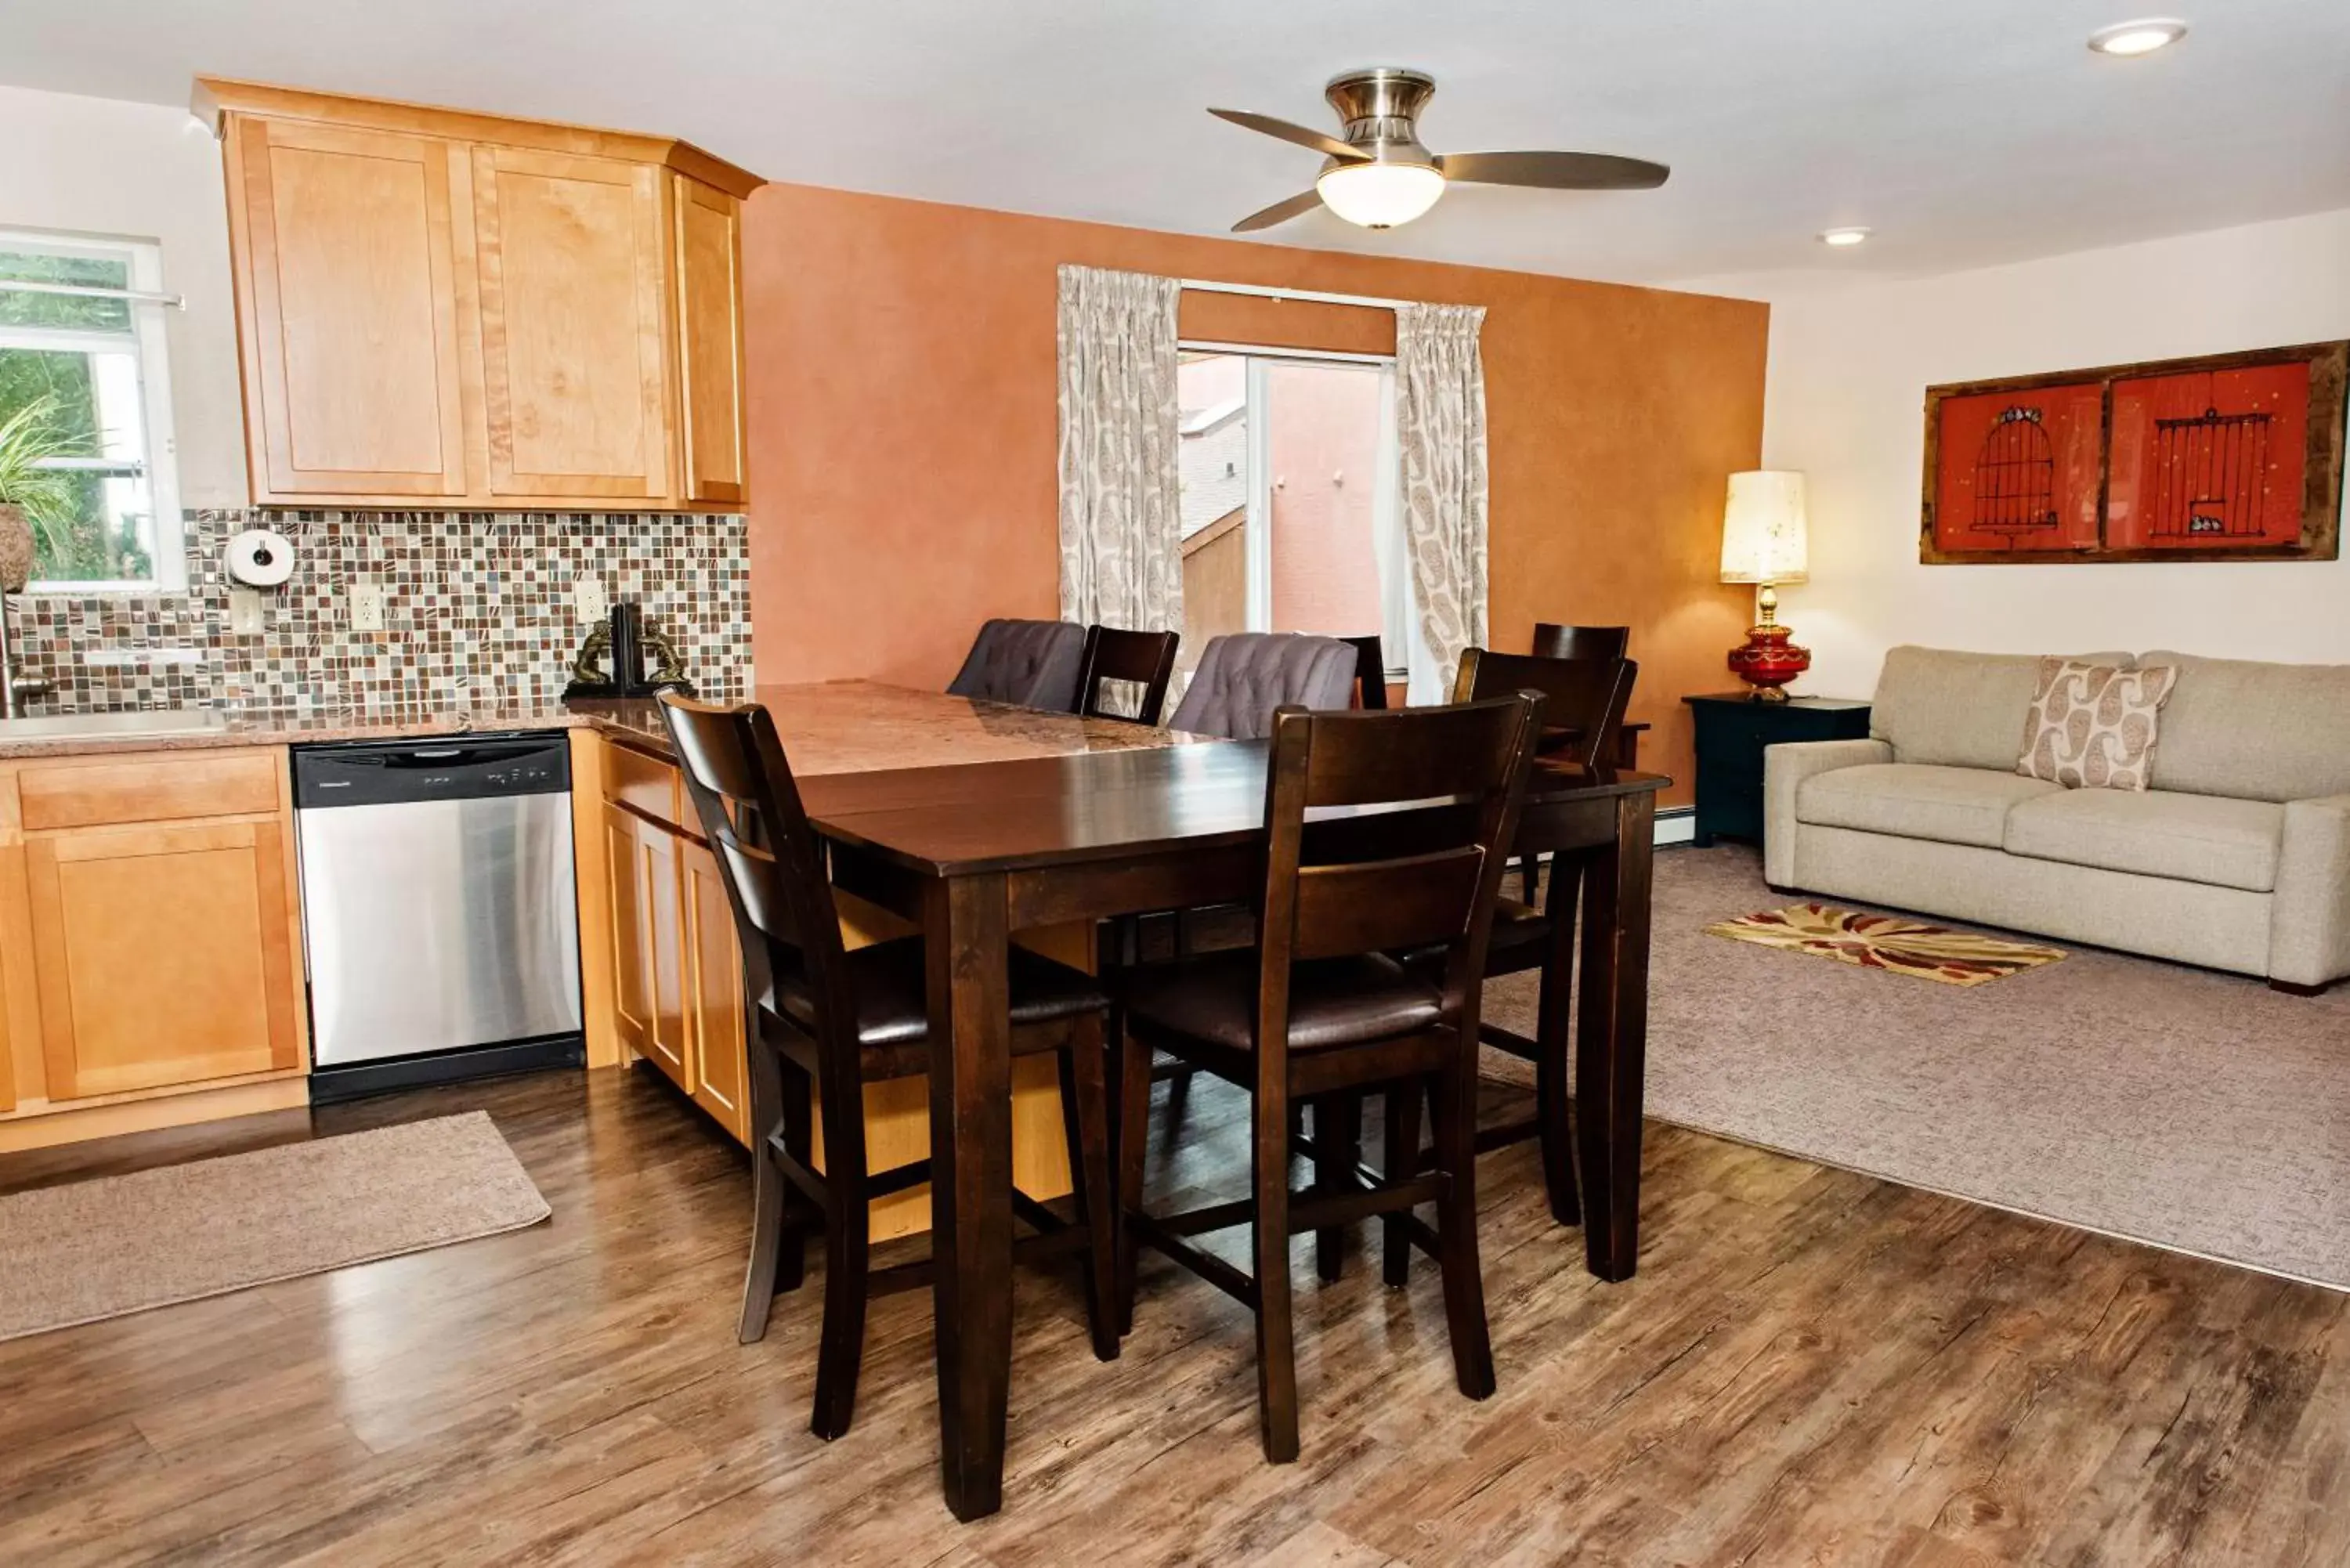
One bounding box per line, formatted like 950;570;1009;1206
2088;17;2188;56
1315;161;1446;229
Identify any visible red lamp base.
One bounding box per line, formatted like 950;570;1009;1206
1727;621;1810;702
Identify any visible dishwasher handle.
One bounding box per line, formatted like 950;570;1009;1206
295;733;573;808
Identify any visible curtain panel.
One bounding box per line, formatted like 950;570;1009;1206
1394;302;1490;690
1056;266;1184;641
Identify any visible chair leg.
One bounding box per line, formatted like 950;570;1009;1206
1162;1057;1194;1134
1115;1026;1156;1338
810;1108;871;1441
738;1135;787;1344
1381;1079;1423;1288
1430;1061;1497;1402
1253;1080;1301;1464
1537;857;1585;1227
776;1057;815;1293
1059;1017;1122;1362
1314;1093;1362;1284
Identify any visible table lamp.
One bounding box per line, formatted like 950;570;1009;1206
1719;469;1810;702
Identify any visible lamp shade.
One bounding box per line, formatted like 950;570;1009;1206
1719;469;1810;584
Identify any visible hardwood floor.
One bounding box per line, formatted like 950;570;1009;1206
2;1064;2345;1566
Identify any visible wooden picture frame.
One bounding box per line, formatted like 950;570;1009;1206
1921;340;2348;565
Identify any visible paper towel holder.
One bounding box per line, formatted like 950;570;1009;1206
226;527;296;589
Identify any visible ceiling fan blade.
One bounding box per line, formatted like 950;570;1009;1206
1209;108;1368;163
1231;189;1325;233
1435;150;1670;190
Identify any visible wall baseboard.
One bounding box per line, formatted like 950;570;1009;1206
1655;806;1697;847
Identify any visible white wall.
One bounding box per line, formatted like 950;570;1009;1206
0;84;246;508
1702;208;2350;698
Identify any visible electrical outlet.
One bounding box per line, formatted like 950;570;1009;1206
573;576;609;624
350;579;386;634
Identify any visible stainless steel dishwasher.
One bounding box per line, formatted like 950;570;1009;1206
294;734;583;1101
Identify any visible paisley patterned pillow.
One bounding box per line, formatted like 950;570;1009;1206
2018;659;2179;790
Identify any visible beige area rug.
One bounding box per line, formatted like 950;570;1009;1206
1705;902;2066;985
1485;847;2350;1292
0;1111;550;1342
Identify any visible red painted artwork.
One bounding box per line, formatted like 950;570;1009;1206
1920;341;2346;565
2106;361;2311;551
1931;381;2103;555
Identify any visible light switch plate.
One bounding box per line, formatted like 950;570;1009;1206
228;587;264;635
350;579;385;634
573;576;609;624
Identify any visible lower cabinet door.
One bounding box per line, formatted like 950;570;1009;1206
607;804;692;1092
680;840;750;1144
27;820;302;1100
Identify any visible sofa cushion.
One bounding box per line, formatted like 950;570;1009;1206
1795;763;2063;849
2138;651;2350;804
2003;789;2284;894
1871;646;2134;770
2017;659;2178;790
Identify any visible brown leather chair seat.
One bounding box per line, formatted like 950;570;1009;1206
770;936;1109;1078
1119;949;1442;1058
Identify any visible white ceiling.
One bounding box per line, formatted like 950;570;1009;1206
8;0;2348;286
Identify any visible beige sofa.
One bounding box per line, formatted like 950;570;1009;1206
1765;647;2350;993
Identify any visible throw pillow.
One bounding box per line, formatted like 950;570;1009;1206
2017;658;2179;790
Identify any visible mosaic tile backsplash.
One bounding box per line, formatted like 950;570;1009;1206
8;510;751;714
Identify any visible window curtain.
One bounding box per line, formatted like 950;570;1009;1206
1394;302;1490;702
1056;266;1184;647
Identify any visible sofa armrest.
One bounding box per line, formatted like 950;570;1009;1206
2272;793;2350;989
1763;739;1893;887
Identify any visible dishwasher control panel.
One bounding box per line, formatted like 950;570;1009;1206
294;733;573;809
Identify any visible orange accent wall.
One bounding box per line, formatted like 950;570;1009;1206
740;182;1769;803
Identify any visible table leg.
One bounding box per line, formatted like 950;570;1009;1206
1574;789;1655;1281
924;871;1014;1520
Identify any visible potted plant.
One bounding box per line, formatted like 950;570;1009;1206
0;395;82;594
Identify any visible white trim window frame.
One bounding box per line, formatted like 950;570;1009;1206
0;229;185;593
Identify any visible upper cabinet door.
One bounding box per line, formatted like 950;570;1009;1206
473;148;674;503
229;119;481;499
673;178;748;506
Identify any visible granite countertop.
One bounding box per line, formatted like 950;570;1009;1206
0;681;1211;768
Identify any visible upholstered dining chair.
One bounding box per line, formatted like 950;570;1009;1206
1166;632;1358;739
946;618;1087;710
1530;623;1631;661
1431;649;1637;1227
1115;692;1546;1462
657;692;1120;1440
1076;626;1181;725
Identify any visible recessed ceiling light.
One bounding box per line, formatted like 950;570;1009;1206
1818;227;1872;247
2088;18;2188;56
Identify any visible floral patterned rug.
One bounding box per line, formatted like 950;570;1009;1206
1702;902;2066;986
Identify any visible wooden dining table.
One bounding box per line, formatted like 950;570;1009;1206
752;690;1668;1522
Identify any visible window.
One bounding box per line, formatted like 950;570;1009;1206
0;230;182;590
1177;348;1426;693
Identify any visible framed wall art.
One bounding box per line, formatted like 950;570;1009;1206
1920;340;2347;564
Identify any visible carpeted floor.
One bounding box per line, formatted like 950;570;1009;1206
0;1111;550;1341
1484;844;2350;1292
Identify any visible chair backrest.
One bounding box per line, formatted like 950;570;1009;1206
1531;623;1630;662
1076;625;1181;724
657;694;865;1138
1453;649;1637;770
945;619;1086;710
1253;695;1545;1072
1339;634;1390;710
1167;632;1358;739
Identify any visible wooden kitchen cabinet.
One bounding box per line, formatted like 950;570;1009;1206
606;800;692;1092
681;838;751;1143
0;746;312;1152
199;79;759;512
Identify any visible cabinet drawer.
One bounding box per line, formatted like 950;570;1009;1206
606;741;685;833
20;750;283;833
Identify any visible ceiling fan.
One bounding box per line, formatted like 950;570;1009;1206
1210;67;1668;233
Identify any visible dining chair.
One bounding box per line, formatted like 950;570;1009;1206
1115;692;1546;1462
1437;649;1638;1226
945;618;1087;710
1339;634;1390;710
1530;623;1631;661
657;692;1121;1440
1076;626;1181;724
1165;632;1358;739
